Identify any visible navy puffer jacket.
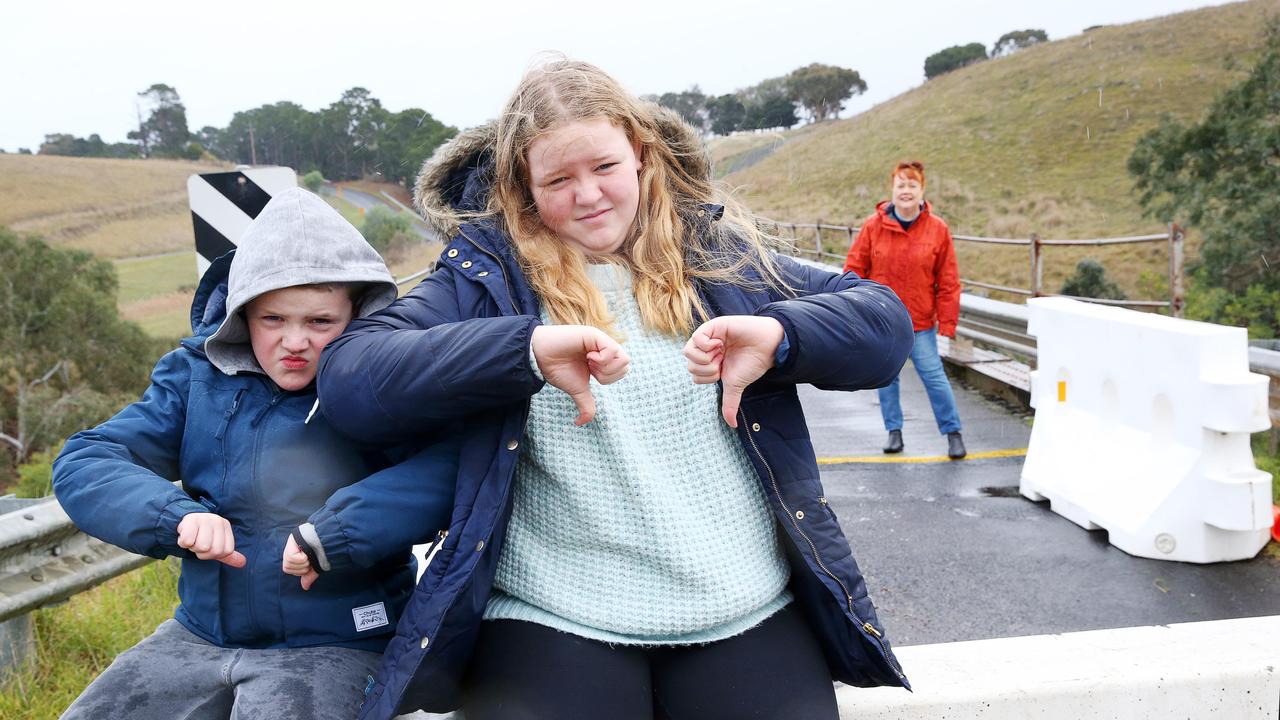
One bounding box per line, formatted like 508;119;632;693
317;115;915;717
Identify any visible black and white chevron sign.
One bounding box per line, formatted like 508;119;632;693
186;166;297;277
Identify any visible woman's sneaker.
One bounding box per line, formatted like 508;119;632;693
947;432;967;459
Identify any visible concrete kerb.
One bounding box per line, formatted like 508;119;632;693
836;616;1280;719
397;616;1280;719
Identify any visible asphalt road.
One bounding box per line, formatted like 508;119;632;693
805;367;1280;647
327;185;441;243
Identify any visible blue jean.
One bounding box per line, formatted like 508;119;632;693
61;619;382;720
878;327;961;435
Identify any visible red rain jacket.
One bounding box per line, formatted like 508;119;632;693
844;200;960;336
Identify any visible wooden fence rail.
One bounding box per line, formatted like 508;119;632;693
764;218;1185;317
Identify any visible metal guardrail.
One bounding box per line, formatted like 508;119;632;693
395;267;433;287
957;294;1280;375
954;295;1035;359
769;218;1186;316
954;295;1280;426
0;495;151;624
791;253;1279;423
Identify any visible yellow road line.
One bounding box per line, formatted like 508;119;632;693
817;448;1029;465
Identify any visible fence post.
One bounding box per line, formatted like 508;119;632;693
846;225;854;256
0;614;33;682
815;220;823;257
1030;233;1043;297
1168;223;1185;318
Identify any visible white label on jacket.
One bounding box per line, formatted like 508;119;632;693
352;602;389;632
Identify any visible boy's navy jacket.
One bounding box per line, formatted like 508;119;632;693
318;112;916;719
52;249;459;652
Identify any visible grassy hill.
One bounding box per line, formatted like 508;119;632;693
714;0;1276;299
0;154;221;338
1;155;439;339
0;154;217;259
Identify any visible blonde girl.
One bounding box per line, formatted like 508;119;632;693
318;59;913;720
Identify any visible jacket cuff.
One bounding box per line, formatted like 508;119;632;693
773;332;791;366
525;318;545;383
305;508;354;571
293;523;331;573
756;307;801;380
528;342;545;381
156;498;207;555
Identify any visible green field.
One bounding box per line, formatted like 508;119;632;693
113;252;200;341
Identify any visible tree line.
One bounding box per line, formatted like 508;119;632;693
30;61;871;180
646;62;868;135
924;28;1049;80
32;84;458;188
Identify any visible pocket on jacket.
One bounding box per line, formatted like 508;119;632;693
276;528;404;646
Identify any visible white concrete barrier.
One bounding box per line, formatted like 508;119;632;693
838;616;1280;719
1021;297;1272;562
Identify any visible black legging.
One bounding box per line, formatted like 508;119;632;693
461;603;840;720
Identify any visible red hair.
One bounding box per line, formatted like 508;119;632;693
891;160;925;185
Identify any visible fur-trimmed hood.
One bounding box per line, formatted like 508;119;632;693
413;106;712;240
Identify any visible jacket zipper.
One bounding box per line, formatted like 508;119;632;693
247;390;285;638
421;530;449;570
250;391;284;427
739;406;904;680
215;389;247;440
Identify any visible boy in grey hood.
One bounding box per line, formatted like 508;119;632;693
54;187;459;720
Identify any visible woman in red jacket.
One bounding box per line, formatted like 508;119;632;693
844;160;965;459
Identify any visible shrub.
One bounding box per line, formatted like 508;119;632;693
15;442;63;498
924;43;988;79
361;205;414;254
1060;258;1126;300
1185;281;1280;339
302;171;325;193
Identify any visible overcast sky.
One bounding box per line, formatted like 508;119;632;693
2;0;1235;152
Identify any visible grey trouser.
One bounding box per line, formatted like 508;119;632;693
61;619;383;720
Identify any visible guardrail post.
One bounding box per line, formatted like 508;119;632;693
815;220;823;257
1030;233;1043;297
1169;223;1185;318
846;225;855;256
0;495;42;681
0;613;33;681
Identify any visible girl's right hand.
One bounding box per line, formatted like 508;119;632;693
530;325;629;426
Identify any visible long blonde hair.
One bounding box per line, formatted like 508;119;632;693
491;59;789;336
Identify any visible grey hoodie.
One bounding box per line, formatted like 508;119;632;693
204;187;398;375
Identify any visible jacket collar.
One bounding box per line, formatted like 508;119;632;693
876;200;932;233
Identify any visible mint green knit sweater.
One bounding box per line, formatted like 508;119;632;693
484;263;792;645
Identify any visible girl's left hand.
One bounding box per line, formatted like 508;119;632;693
684;316;784;428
